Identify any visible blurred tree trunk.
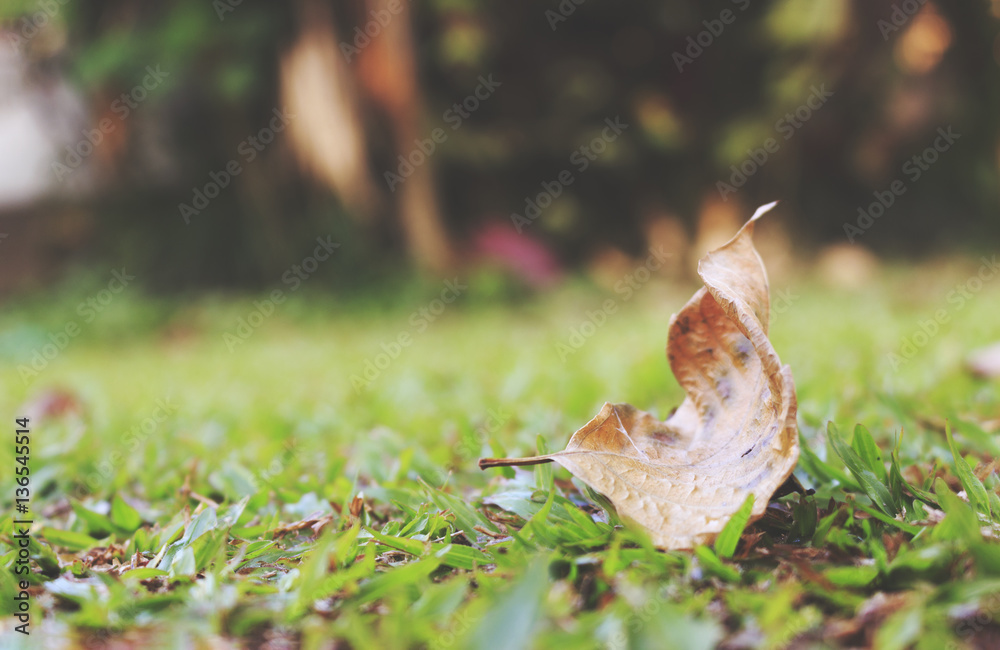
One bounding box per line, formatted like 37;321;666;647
280;0;455;272
280;0;378;217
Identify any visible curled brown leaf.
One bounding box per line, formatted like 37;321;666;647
480;202;799;549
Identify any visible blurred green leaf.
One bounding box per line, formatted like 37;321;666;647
121;567;168;581
40;528;99;552
946;422;991;520
357;557;443;605
469;557;550;650
694;546;740;582
828;422;898;516
110;496;142;533
932;479;980;543
715;493;754;559
851;424;889;487
71;502;116;538
823;565;878;588
432;543;491;571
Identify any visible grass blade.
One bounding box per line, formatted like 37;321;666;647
715;493;754;559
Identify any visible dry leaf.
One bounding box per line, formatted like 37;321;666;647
480;202;799;549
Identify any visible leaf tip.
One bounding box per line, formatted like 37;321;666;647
749;200;780;222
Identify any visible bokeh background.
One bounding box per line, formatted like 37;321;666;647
1;0;998;295
3;3;1000;646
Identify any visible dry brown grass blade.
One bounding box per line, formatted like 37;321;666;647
480;202;799;549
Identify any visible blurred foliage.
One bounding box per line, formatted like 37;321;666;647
2;0;999;289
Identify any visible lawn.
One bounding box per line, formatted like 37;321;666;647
1;258;1000;649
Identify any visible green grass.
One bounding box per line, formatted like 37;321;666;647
1;260;1000;649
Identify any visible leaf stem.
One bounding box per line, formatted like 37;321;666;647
478;455;554;469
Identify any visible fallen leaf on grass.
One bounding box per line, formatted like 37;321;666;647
480;202;799;549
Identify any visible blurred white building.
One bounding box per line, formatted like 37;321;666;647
0;26;95;291
0;28;88;210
